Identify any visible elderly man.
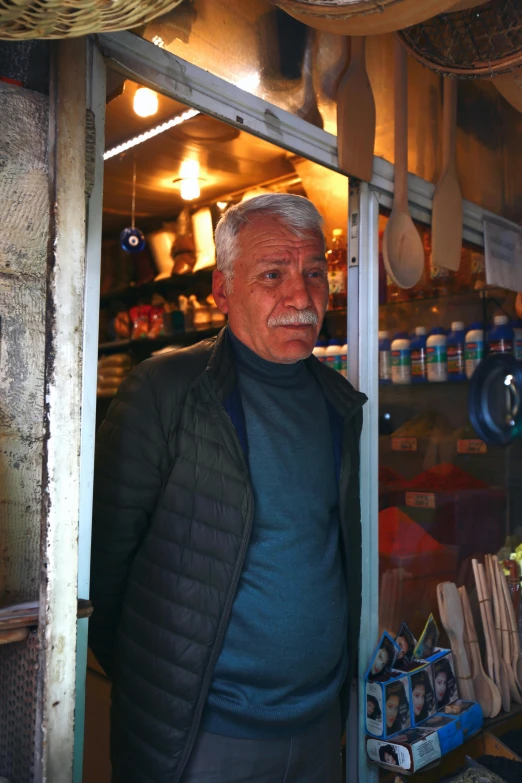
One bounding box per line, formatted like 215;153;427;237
89;193;367;783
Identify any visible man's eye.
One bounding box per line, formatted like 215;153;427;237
264;271;279;280
308;269;325;279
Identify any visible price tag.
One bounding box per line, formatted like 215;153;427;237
457;439;487;455
406;492;436;509
392;437;418;452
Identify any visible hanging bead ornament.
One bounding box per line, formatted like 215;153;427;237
120;157;146;253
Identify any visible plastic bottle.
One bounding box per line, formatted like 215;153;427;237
313;339;327;364
427;329;448;383
410;326;428;383
378;330;392;385
488;314;514;355
447;321;466;382
340;343;348;378
326;229;347;311
391;334;411;385
325;338;343;372
512;319;522;361
465;323;485;379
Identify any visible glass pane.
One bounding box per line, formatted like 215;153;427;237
377;211;519;641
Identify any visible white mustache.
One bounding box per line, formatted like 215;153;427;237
267;310;319;328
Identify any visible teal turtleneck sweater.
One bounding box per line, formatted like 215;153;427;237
202;331;348;738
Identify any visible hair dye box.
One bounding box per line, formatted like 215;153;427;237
419;712;465;755
409;664;437;727
366;727;442;774
425;650;459;711
439;700;483;741
365;673;412;739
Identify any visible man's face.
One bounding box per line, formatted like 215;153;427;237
212;214;328;364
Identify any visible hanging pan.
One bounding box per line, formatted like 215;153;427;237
270;0;467;37
398;0;522;78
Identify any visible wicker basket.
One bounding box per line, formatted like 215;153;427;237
0;0;185;40
271;0;463;36
398;0;522;78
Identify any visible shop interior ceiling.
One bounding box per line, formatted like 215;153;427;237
135;0;522;223
103;78;349;237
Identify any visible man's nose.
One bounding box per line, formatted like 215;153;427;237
283;274;313;309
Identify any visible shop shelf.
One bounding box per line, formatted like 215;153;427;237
99;270;214;305
98;327;222;355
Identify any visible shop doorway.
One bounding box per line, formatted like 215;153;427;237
82;67;350;782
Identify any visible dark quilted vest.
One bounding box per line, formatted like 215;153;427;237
89;327;366;783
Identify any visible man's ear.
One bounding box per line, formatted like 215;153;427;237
212;269;229;314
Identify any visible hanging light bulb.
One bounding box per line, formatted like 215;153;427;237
180;179;201;201
177;159;201;201
133;87;159;118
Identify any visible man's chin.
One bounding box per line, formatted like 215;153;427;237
272;338;315;363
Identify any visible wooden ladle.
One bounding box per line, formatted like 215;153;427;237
458;585;498;718
337;36;376;182
382;37;424;290
475;560;511;712
437;581;475;701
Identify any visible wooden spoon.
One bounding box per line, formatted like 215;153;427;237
336;36;375;182
432;76;462;272
437;582;475;701
488;555;522;704
498;562;522;690
382;37;424;290
459;585;498;717
476;561;511;712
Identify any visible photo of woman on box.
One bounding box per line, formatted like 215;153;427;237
379;745;400;766
367;694;382;722
385;680;411;735
369;635;397;681
413;615;439;660
433;657;457;709
411;669;434;724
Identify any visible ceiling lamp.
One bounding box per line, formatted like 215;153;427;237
174;159;204;202
133;87;159;118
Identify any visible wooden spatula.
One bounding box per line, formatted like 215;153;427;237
488;555;521;704
476;561;511;712
498;561;522;691
459;585;498;717
437;581;475;701
336;36;375;182
382;37;424;289
432;76;462;272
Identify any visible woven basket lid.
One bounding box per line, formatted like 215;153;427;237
0;0;185;40
271;0;463;36
398;0;522;78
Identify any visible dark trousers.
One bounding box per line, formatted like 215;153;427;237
181;701;342;783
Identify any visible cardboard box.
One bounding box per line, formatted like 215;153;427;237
419;713;464;755
410;665;437;726
440;700;483;741
366;673;412;739
427;650;458;710
366;727;442;773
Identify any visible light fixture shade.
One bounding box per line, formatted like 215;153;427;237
180;179;201;201
133;87;159;118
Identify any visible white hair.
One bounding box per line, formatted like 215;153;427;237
214;193;325;289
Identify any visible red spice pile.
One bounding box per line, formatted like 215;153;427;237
405;463;487;492
379;507;447;557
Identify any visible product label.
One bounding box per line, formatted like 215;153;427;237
411;733;441;769
391;349;411;384
465;341;484;378
447;345;464;375
325;354;342;372
327;270;346;295
341;352;348;378
406;492;436;509
430;263;450;281
427;346;447;382
411;348;427;379
379;349;391;381
489;339;513;355
457;439;487;455
392;437;418;452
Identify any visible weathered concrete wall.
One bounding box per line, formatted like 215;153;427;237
0;82;49;602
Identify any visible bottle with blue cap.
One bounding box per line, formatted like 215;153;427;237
427;327;448;383
488;314;514;355
325;338;343;372
447;321;466;382
465;322;485;379
411;326;428;383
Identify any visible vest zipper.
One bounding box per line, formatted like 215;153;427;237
174;377;254;783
